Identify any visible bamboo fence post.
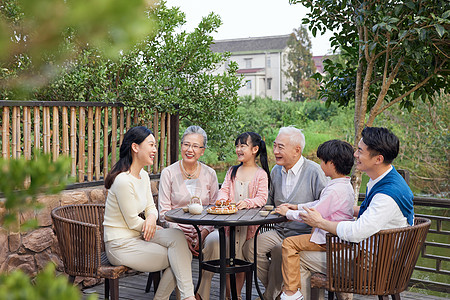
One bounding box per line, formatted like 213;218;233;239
103;107;109;177
87;107;94;181
16;106;21;158
70;107;77;177
159;112;166;171
111;107;118;166
43;107;51;154
119;107;124;145
26;108;31;158
2;107;10;159
42;107;47;154
153;111;159;173
78;107;86;182
52;106;59;161
11;106;17;159
46;107;51;154
95;107;101;180
62;107;69;155
126;110;131;131
23;107;29;159
166;113;171;166
33;107;40;154
22;107;30;186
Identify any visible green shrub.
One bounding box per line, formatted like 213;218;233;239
204;96;355;170
0;264;96;300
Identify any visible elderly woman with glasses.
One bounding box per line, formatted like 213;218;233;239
159;125;219;300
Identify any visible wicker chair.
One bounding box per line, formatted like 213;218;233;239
51;203;160;300
310;216;431;300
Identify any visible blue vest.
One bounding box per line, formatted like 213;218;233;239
358;166;414;225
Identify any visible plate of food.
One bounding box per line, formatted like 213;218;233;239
207;199;238;214
207;205;238;215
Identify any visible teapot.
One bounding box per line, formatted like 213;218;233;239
188;196;203;215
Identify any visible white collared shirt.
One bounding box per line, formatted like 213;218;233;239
281;156;304;199
336;165;409;243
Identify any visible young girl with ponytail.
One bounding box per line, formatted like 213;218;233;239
216;131;271;299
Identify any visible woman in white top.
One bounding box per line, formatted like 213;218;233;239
159;125;219;300
103;126;195;300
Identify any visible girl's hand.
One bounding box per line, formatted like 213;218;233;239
142;215;157;241
236;200;248;209
275;206;290;216
279;203;297;210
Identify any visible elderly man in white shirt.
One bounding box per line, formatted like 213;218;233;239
243;126;328;300
298;127;414;300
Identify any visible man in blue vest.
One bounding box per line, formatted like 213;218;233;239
294;127;414;300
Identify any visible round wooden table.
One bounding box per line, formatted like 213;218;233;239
165;206;286;300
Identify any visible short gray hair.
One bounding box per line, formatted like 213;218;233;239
181;125;208;147
278;126;305;152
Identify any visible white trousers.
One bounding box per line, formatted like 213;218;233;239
105;228;194;300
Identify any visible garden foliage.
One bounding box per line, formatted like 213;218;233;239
33;1;243;146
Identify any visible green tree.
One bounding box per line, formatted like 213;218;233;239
0;0;156;98
117;2;243;143
34;1;243;147
291;0;450;193
283;25;319;101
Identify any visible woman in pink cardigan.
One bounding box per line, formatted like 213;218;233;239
217;132;271;299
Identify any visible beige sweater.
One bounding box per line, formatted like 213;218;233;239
103;169;158;242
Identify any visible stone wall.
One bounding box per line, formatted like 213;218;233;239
0;180;159;287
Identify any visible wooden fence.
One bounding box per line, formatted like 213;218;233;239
0;101;179;183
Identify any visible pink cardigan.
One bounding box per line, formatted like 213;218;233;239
159;161;219;235
218;167;269;240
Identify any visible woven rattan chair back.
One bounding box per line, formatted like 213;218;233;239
52;204;105;278
51;203;160;300
319;216;431;299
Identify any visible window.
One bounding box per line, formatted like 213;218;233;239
246;80;252;89
267;78;272;90
267;56;271;68
244;58;252;69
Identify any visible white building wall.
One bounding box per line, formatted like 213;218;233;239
213;47;295;101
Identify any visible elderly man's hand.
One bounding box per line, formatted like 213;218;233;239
275;205;290;216
279;203;298;210
299;206;324;228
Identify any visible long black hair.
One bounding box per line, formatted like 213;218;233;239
230;132;271;189
105;126;153;189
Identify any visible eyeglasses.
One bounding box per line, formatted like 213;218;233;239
181;142;204;151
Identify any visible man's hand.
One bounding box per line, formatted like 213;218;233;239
142;214;157;241
300;206;339;235
299;206;324;228
275;205;290;216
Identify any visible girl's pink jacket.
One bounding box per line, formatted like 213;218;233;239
218;167;269;240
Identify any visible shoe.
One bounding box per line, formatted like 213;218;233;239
280;290;304;300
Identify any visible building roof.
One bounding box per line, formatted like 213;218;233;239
211;35;292;54
236;68;265;74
